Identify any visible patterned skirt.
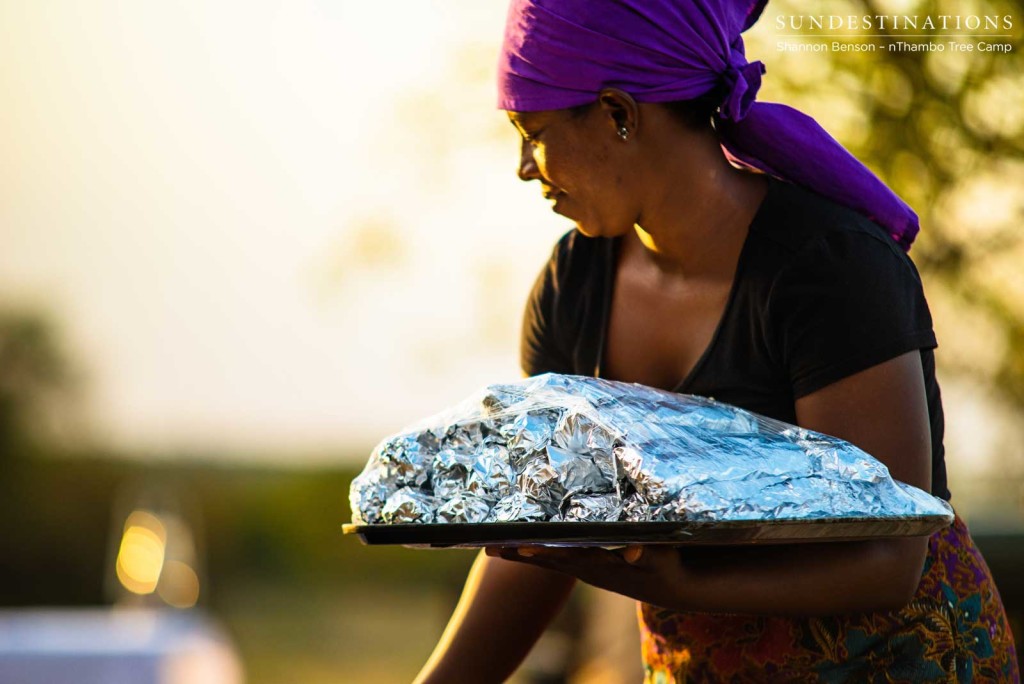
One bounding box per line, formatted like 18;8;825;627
639;516;1019;683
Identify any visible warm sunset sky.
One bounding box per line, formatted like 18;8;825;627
1;1;574;458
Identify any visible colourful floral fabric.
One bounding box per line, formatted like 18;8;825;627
639;517;1019;683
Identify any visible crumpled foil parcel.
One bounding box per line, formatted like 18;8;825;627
349;374;953;529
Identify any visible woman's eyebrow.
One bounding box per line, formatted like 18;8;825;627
509;111;546;130
508;116;531;135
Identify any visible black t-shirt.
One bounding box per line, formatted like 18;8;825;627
521;176;950;501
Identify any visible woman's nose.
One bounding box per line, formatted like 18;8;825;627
518;139;539;181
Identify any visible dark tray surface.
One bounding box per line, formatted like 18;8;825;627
343;515;952;548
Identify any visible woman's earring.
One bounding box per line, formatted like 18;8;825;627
617;125;629;141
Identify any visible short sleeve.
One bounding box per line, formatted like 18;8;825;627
520;239;574;376
767;228;937;399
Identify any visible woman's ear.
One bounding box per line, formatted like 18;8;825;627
597;87;639;139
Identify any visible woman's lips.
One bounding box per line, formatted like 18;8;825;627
540;186;568;214
541;184;564;200
547;193;569;215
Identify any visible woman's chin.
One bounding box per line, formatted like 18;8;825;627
572;221;597;238
573;220;632;240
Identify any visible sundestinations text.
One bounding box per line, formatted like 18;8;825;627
776;15;1013;31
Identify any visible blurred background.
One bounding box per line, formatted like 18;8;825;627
1;0;1022;682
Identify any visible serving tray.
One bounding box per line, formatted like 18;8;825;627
343;514;951;549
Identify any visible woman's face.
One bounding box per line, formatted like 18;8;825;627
509;107;638;239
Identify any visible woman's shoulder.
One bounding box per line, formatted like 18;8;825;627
748;177;922;281
548;227;609;261
522;229;613;377
541;228;615;291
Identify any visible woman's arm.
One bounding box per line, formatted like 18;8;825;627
495;350;933;615
413;551;576;684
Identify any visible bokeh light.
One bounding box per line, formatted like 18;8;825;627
115;510;167;596
158;560;201;609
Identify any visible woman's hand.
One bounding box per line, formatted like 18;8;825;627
486;544;689;611
489;534;929;616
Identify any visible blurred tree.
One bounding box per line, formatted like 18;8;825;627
761;0;1024;403
0;309;76;459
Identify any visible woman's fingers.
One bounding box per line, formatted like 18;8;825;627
621;545;644;564
488;544;625;567
491;545;657;577
485;544;655;566
480;544;687;611
503;545;613;562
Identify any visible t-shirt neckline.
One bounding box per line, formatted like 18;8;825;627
593;174;781;393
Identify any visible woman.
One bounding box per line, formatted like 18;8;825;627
416;1;1018;681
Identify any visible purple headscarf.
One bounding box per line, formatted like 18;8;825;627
497;0;919;250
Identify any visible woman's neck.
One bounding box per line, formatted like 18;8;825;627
631;124;769;281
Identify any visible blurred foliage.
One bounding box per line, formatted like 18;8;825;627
762;0;1024;402
0;458;475;606
0;309;77;460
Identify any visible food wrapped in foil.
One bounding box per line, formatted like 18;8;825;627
349;374;953;531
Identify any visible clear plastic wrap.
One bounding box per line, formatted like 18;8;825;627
348;374;953;540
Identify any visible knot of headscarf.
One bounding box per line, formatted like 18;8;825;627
720;44;765;122
497;0;920;251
